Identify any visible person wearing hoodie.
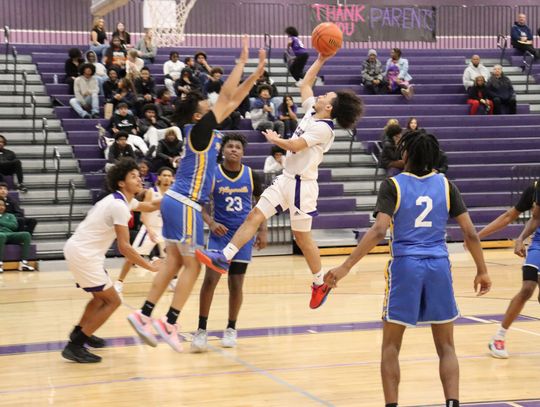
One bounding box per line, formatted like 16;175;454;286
362;49;386;95
511;13;538;58
462;54;490;90
487;65;517;115
85;50;107;95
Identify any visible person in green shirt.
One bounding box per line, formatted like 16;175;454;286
0;199;34;272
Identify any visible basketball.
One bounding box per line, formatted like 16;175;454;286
311;22;343;56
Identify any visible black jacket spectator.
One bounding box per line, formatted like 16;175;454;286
65;48;84;94
487;68;517;114
380;125;404;176
108;139;136;164
0;135;26;192
134;77;156;99
510;14;538;57
152;133;183;171
110;111;138;135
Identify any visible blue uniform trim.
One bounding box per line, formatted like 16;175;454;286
316;119;335;129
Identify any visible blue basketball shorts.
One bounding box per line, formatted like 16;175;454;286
207;227;254;263
523;244;540;281
161;194;204;254
382;256;460;326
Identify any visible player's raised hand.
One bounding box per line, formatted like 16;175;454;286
262;129;280;144
239;34;249;63
514;238;526;257
474;272;491;296
254;48;266;78
324;265;350;288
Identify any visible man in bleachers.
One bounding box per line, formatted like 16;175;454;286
361;49;386;95
487;65;517;115
69;63;100;119
462;54;490;90
0;135;27;193
110;103;148;156
511;13;538;58
137;104;182;152
0;182;36;235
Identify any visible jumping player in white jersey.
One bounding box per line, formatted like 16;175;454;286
62;158;161;363
114;166;174;295
197;52;364;309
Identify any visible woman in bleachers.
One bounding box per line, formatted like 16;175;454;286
112;78;137;112
89;17;107;58
384;48;414;99
135;29;158;64
406;117;418;132
85;50;108;95
126;49;145;81
65;48;84;94
103;36;127;78
467;75;494;115
112;22;131;48
278;95;298;138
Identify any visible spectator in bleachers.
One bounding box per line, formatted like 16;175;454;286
163;51;185;95
152;129;183;171
175;66;202;99
467;75;494;115
135;28;158;64
384;48;414;99
511;13;538;58
0;199;34;273
110;103;148;156
380;124;404;176
264;145;285;176
69;63;100;119
138;160;157;189
112;78;137;112
380;118;400;141
249;70;279;100
194;50;212;84
203;79;241;131
138;104;181;151
112;22;131;48
103;36;127;77
362;49;386;95
85;50;107;95
89;17;107;58
278;95;298;138
487;64;517;115
204;66;224;96
462;54;490;90
103;68;120;103
406;117;419;132
135;67;156;113
126;49;145;80
155;88;175;120
0;182;36;235
250;84;285;137
285;26;309;83
106;132;136;172
64;48;84;94
0;135;26;192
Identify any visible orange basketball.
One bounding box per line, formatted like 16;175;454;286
311;22;343;56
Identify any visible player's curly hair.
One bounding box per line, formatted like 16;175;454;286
398;130;440;176
330;90;364;129
107;157;139;192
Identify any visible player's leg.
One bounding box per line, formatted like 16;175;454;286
192;266;221;353
381;321;406;404
222;262;248;348
115;260;132;294
115;225;154;293
431;322;459;403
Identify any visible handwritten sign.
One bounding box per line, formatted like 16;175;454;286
311;4;437;42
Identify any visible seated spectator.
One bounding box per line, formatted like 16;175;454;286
126;49;145;80
175;66;202;99
380;124;404;177
263;145;285;177
278;95;298;138
135;28;158;64
155;88;175;120
111;77;137;112
103;36;127;77
69;63;99;119
0;182;36;235
106;131;137;172
103;68;119;103
381;118;400;141
204;80;241;131
110;103;148;155
138;160;157;189
436;149;449;174
250;85;284;137
112;22;131;48
511;13;538;58
467;75;494;115
194;50;212;85
89;17;107;58
134;67;156;113
362;49;386;95
85;50;107;95
487;64;517;115
463;54;490;90
384;48;413;99
0;136;26;192
249;70;279;102
285;26;309;83
152;129;183;171
0;199;34;273
64;48;84;94
163;51;185;95
138;104;181;151
406;117;419;132
203;66;224;96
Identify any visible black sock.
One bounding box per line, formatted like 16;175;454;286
447;400;459;407
141;300;155;317
386;404;398;407
166;307;180;325
198;316;208;330
227;320;237;330
70;329;89;347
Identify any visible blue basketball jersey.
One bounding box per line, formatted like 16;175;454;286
530;181;540;247
170;124;223;205
212;164;253;229
390;172;450;258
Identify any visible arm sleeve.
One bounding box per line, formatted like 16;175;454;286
301;123;332;148
373;179;397;217
515;184;535;212
251;171;264;197
448;181;468;218
111;201;131;226
189;111;219;152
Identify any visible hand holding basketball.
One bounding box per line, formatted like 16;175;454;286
312;22;343;56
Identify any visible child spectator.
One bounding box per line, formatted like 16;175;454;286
163;51;185;95
103;36;127;77
138;104;181;151
110;103;148;156
203;66;224;97
467;75;494;115
0;182;36;235
126;49;145;80
250;85;284;137
487;65;517;115
69;63;100;119
152;129;183;171
85;50;107;95
463;54;490;90
263;145;285;176
103;68;120;103
362;49;386;94
285;26;309;83
65;48;84;94
112;22;131;48
384;48;414;99
89;17;107;58
155;88;175;120
380;124;404;177
106;132;137;171
135;28;158;64
0;199;34;273
278;95;298;138
0;135;27;192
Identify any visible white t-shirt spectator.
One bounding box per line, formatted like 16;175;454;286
163;60;185;81
264;155;284;174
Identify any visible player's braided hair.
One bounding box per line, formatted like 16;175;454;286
397;130;440;176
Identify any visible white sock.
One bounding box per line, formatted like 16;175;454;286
223;243;239;261
312;270;324;286
495;325;507;339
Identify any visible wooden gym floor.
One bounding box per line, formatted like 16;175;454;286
0;248;539;406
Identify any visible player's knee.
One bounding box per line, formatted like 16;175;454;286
519;284;536;300
433;341;455;358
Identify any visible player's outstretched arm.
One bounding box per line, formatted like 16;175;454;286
115;224;159;272
324;213;391;288
477;208;521;240
454;212;491;296
299;52;335;103
136;198;161;213
515;204;540;257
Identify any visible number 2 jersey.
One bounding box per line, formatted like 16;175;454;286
374;172;468;258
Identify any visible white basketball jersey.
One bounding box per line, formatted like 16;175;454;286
141;186;163;229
